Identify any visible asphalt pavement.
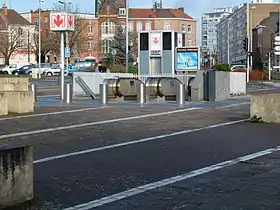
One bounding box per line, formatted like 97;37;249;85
1;79;280;210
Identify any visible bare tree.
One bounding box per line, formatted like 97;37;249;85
0;26;26;65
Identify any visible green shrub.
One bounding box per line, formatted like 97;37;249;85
128;66;138;74
211;64;231;71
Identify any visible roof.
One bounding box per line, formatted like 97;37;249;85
129;8;193;19
0;8;31;25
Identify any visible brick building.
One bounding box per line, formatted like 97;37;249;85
20;1;196;63
0;3;36;65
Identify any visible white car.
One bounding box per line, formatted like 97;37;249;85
43;64;68;76
1;63;30;74
29;63;57;75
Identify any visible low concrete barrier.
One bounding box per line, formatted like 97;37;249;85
0;146;33;208
2;91;34;113
0;93;8;115
251;94;280;123
0;77;29;91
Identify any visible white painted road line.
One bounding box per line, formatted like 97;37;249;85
0;107;105;121
0;107;201;139
62;145;280;210
34;118;249;164
217;102;249;109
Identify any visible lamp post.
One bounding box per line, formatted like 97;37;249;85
125;0;129;73
38;0;43;79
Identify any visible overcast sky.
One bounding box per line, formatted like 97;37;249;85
12;0;251;45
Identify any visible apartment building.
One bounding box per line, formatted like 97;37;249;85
201;7;232;68
217;2;280;65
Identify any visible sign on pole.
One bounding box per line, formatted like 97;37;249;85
149;32;162;57
177;33;183;47
65;47;70;58
274;36;280;56
50;12;75;31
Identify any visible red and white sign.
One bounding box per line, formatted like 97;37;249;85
149;32;162;52
50;12;75;31
177;33;183;47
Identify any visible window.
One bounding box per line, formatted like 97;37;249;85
137;22;142;32
164;22;171;30
187;24;192;32
102;39;112;54
187;40;192;46
18;27;23;35
119;8;126;16
181;23;186;31
101;21;115;34
128;22;133;32
34;18;39;26
87;40;93;49
145;22;151;30
87;25;93;33
44;17;48;23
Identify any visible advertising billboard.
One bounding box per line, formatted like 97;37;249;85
176;47;199;71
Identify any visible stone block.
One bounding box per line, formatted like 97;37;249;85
0;146;33;208
251;94;280;123
0;77;29;91
0;93;8;115
2;91;34;113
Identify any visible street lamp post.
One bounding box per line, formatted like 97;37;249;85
227;19;231;65
125;0;129;73
38;0;43;79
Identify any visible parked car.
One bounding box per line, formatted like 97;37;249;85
12;64;36;75
43;64;68;76
29;63;57;75
230;65;247;71
0;63;31;74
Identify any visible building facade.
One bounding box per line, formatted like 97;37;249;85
217;2;280;66
20;1;196;64
201;7;232;68
0;3;36;65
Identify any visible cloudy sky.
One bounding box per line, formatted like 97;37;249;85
12;0;251;45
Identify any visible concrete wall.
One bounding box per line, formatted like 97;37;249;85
230;72;246;95
3;91;34;113
0;77;29;91
0;146;33;208
251;94;280;123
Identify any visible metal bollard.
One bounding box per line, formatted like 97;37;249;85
63;83;73;104
176;84;185;106
138;83;146;104
30;83;37;103
99;83;108;105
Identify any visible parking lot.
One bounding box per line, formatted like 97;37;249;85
2;78;280;210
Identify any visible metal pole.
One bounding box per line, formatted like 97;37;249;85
250;9;253;67
269;51;271;80
63;83;72;103
99;83;108;105
38;0;42;79
65;0;69;71
60;32;65;100
31;83;37;103
227;20;230;65
138;83;146;104
176;84;185;106
125;0;129;73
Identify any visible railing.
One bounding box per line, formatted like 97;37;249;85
75;76;97;99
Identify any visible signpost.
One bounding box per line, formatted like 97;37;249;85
65;47;70;58
149;32;162;57
177;33;183;47
50;12;74;100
